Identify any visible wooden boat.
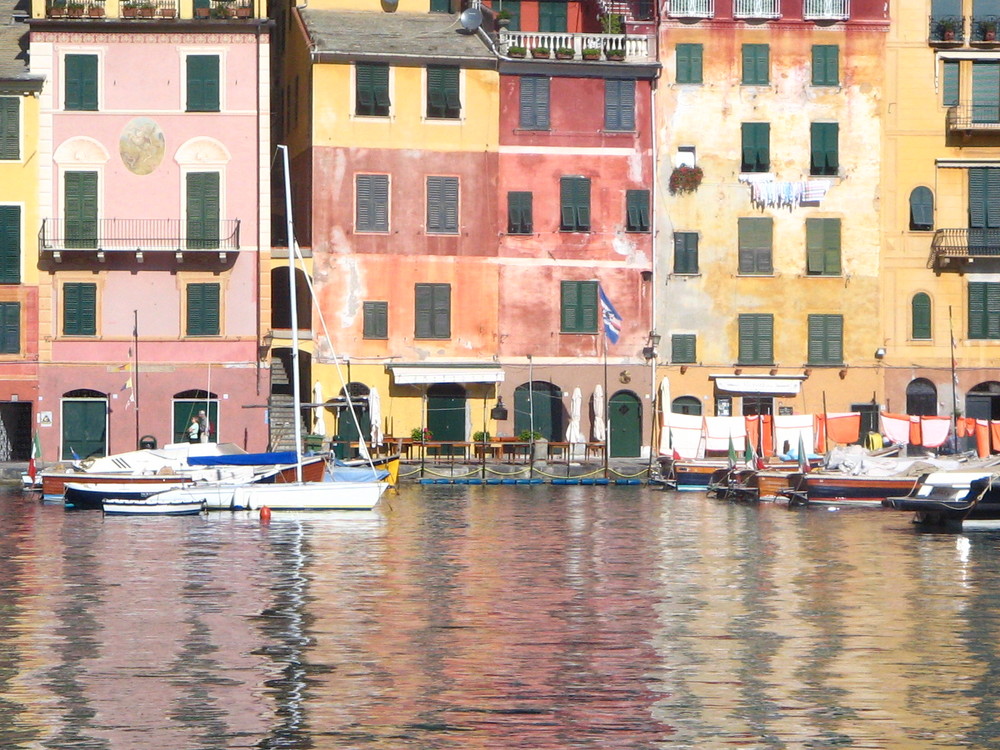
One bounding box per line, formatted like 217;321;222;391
778;471;924;507
657;457;729;491
103;494;205;516
65;481;181;510
882;471;1000;530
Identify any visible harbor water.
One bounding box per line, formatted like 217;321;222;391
1;484;999;748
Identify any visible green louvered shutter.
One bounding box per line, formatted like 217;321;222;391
742;44;768;84
967;282;1000;339
671;333;696;363
363;300;388;339
427;66;459;119
187;172;220;250
972;61;1000;123
742;123;769;172
356;63;390;116
605;79;635;131
806;218;841;275
676;44;703;84
64;171;98;249
912;293;932;340
63;282;96;336
626;189;649;232
508;191;532;234
65;54;98;111
356;174;388;232
738;217;772;274
561;280;597;333
560;177;591;231
812;45;838;86
539;1;566;31
0;205;19;284
808;314;843;365
943;60;960;107
910;186;934;229
0;98;18;160
0;301;18;353
674;232;698;274
519;76;549;130
426;176;458;234
414;283;450;338
186;55;219;112
811;123;839;176
739;314;773;365
187;283;220;336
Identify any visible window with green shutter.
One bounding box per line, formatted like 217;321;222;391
363;300;388;339
0;98;18;160
64;171;98;249
0;205;19;284
538;1;566;31
427;66;460;119
912;292;932;340
910;186;934;230
674;232;698;274
738;217;773;274
738;314;773;365
811;45;839;86
414;283;450;339
186;172;220;250
625;189;650;232
65;54;98;111
519;76;550;130
604;79;636;131
504;0;521;29
426;176;459;234
741;122;770;173
972;61;1000;123
63;282;96;336
671;333;696;364
507;191;533;234
969;281;1000;339
810;123;839;176
807;314;843;365
742;44;769;85
186;55;220;112
356;63;390;117
560;176;591;232
806;218;841;276
356;174;389;232
676;44;703;84
967;168;1000;250
560;280;598;333
0;301;18;354
943;59;960;107
186;283;220;336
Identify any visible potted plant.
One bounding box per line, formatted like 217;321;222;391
936;16;961;41
410;427;433;442
495;8;510;28
159;2;176;16
530;46;550;59
669;164;704;194
235;1;250;17
980;19;998;41
48;0;67;15
605;48;625;61
87;1;104;16
66;0;85;17
582;47;601;60
506;44;526;58
137;0;155;16
555;46;574;60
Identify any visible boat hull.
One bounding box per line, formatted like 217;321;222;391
232;481;387;511
103;498;205;516
801;474;922;505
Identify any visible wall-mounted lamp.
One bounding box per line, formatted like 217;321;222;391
874;347;886;359
642;346;657;361
258;331;274;360
490;397;508;421
648;331;661;347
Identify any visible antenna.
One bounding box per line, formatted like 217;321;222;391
459;6;482;32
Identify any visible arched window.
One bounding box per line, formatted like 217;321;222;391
909;186;934;231
912;292;932;340
671;395;702;416
906;378;938;417
967;381;1000;420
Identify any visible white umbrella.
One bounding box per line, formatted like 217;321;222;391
658;377;672;455
312;381;326;436
593;385;606;443
566;387;584;445
369;387;383;447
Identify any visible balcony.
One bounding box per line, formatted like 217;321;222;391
733;0;781;20
929;15;966;45
803;0;849;21
39;218;241;263
46;0;107;17
499;31;654;62
929;228;1000;270
971;15;1000;43
43;0;254;19
194;0;254;19
946;104;1000;132
665;0;713;18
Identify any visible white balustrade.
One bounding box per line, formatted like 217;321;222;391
732;0;781;19
499;31;653;61
667;0;714;18
803;0;849;20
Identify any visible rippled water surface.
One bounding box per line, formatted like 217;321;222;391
2;485;1000;748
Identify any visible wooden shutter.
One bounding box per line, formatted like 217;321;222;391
187;283;220;336
427;67;445;117
970;168;988;229
741;45;756;83
626;190;649;231
576;178;591;229
742;123;769;172
579;280;597;331
64;171;98;249
972;61;1000;123
988;284;1000;338
671;334;696;363
0;205;19;284
743;44;767;84
605;79;635;131
738;314;766;364
0;301;18;353
912;293;932;339
415;284;433;337
432;284;451;338
373;65;390;112
356;174;371;230
187;172;220;249
363;300;388;339
560;177;590;231
187;55;219;112
809;314;842;364
811;123;839;175
812;45;838;86
806;218;841;275
739;217;772;274
539;1;566;31
674;232;698;274
426;177;457;233
63;282;96;336
508;191;532;234
561;280;596;332
0;98;18;160
519;76;549;129
65;54;98;111
676;44;702;84
943;60;960;107
910;186;934;229
356;64;374;114
356;174;388;232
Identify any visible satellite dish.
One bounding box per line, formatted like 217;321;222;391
459;6;482;32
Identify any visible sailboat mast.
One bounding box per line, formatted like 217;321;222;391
133;309;139;449
279;145;304;483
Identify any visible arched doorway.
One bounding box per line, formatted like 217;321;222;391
172;389;219;444
906;378;938;416
671;396;702;416
427;383;466;453
333;382;370;459
270;266;311;330
967;381;1000;420
513;381;564;441
609;390;642;457
61;389;108;460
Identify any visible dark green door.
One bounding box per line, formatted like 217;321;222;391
187;172;220;249
334;384;370;459
427;384;465;455
608;390;641;457
64;171;97;249
513;381;563;441
62;398;107;460
172;399;218;444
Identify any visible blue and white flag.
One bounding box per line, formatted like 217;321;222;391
598;285;622;345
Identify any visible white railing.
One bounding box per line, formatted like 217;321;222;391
667;0;714;18
733;0;781;19
803;0;849;20
499;31;654;61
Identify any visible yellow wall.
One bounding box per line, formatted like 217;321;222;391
0;93;40;286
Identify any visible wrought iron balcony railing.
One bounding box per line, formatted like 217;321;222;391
733;0;781;20
39;218;240;261
971;14;1000;43
946;103;1000;131
803;0;849;21
666;0;713;18
929;14;966;44
929;228;1000;268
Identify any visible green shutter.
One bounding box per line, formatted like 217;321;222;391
356;174;388;232
812;45;838;86
671;333;696;363
187;172;220;249
742;123;769;172
539;1;566;31
187;283;220;336
0;205;19;284
426;176;458;234
519;76;549;130
743;44;768;85
64;171;98;249
63;282;96;336
0;301;18;354
508;191;532;234
972;61;1000;123
560;177;591;231
738;217;773;274
811;123;839;175
356;63;389;116
967;282;1000;339
561;280;597;333
808;314;843;365
363;300;388;339
806;218;841;275
187;55;220;112
943;60;960;107
912;293;932;340
739;314;773;365
605;79;635;131
626;190;649;232
65;54;98;111
676;44;703;84
432;283;450;338
910;186;934;229
415;283;450;338
674;232;698;274
427;66;460;119
0;98;18;160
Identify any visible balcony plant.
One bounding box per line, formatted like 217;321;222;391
66;0;85;16
669;164;703;195
137;0;155;16
555;46;574;59
87;2;104;16
507;44;526;58
600;12;623;34
605;47;625;61
582;47;601;60
410;427;432;442
936;16;961;41
495;8;510;27
980;19;998;41
530;46;550;59
48;0;67;15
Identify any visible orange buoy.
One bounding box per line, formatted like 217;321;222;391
259;505;271;521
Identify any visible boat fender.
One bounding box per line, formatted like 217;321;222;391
260;506;271;522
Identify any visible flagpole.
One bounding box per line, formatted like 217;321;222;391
133;309;139;450
603;325;609;479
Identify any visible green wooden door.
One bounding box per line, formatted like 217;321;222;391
608;390;641;457
172;399;218;444
427;384;465;455
64;171;97;249
513;381;563;442
62;398;107;460
333;385;371;459
187;172;220;249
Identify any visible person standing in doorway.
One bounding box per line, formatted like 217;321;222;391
187;416;201;443
198;410;211;443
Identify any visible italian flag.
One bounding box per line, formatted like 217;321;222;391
28;431;40;482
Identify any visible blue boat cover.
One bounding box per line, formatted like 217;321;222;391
326;466;389;482
187;451;299;467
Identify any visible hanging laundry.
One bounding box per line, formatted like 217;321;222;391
825;412;862;445
879;412;911;445
704;416;747;452
920;416;951;449
667;412;705;460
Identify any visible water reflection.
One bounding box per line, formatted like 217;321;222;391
3;488;1000;747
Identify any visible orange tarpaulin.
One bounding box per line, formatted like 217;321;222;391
992;420;1000;454
826;412;861;445
909;415;922;446
977;419;990;458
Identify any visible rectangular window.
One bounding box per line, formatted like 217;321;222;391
63;282;97;336
560;280;598;333
972;61;1000;123
671;333;696;364
186;55;220;112
806;218;841;275
426;176;459;234
811;45;839;86
363;300;388;339
519;76;550;130
0;301;18;354
741;122;770;173
807;314;844;365
0;98;19;160
560;176;591;232
356;63;390;117
186;172;220;250
625;189;650;232
538;1;567;31
186;282;220;336
604;79;636;131
969;281;1000;339
64;171;98;249
738;217;773;274
65;54;98;111
676;43;703;84
674;232;699;274
507;191;533;234
741;44;769;85
738;313;773;365
0;205;19;284
429;0;450;12
810;122;839;176
943;60;960;107
968;169;1000;251
415;283;451;339
427;66;460;119
356;174;389;233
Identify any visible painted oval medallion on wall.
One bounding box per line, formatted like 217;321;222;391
119;117;165;176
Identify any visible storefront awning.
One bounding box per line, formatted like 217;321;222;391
389;364;505;385
710;375;805;395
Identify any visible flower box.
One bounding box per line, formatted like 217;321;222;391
669;165;704;194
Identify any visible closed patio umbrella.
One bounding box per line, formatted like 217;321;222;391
566;387;584;447
593;385;605;443
369;386;383;448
